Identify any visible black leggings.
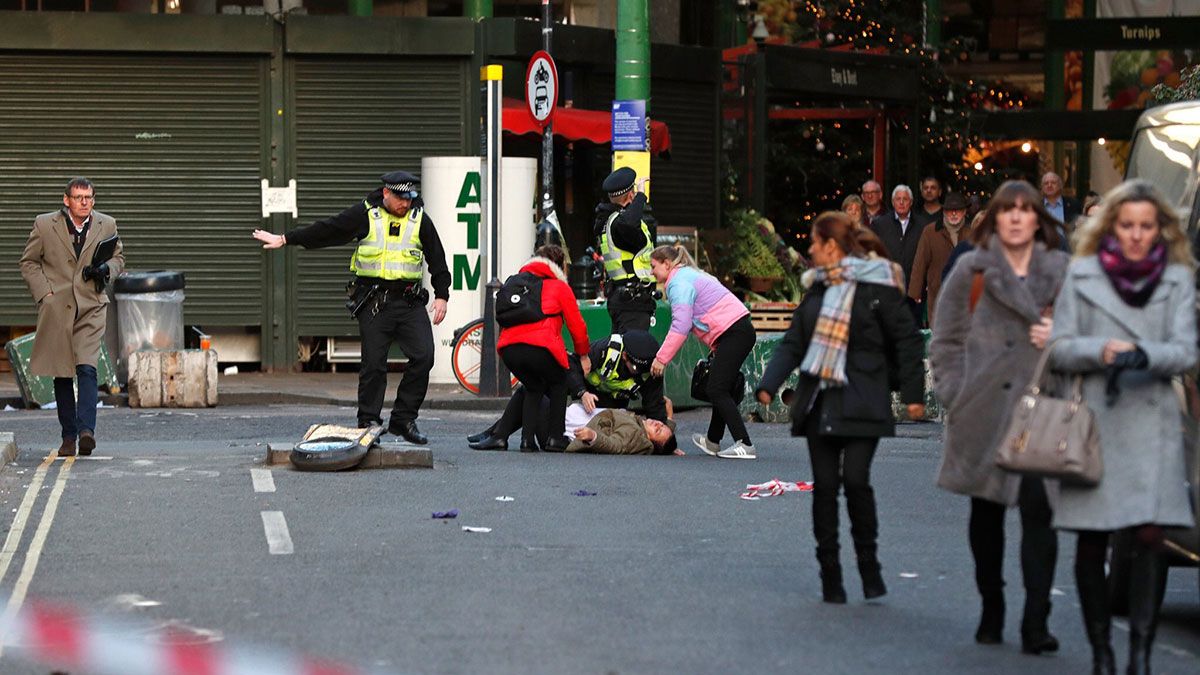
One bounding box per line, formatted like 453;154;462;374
499;344;567;446
968;477;1057;613
705;315;756;445
806;435;879;564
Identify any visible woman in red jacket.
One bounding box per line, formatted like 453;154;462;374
497;245;592;451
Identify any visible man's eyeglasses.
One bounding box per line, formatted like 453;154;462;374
862;189;882;194
68;195;95;203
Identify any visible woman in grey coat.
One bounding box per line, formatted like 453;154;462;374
929;180;1069;654
1049;180;1196;675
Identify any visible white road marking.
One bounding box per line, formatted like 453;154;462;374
0;455;76;657
260;511;293;555
0;452;56;586
250;468;276;493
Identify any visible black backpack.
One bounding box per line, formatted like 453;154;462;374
495;271;547;327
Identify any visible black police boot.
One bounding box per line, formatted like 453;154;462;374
470;434;508;451
389;419;428;445
468;424;497;444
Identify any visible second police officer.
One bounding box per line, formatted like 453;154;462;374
594;166;658;333
252;171;450;445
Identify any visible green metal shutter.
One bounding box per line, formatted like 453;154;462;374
289;56;470;336
649;78;720;230
0;53;268;326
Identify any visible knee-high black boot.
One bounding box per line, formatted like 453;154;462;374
1126;544;1168;675
970;498;1006;644
1076;543;1116;675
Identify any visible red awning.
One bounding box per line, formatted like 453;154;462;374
502;97;672;155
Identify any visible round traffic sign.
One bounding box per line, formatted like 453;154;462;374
525;50;558;128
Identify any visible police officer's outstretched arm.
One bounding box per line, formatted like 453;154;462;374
420;211;452;325
252;201;370;250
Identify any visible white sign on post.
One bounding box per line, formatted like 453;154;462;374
260;179;298;218
525;50;558;127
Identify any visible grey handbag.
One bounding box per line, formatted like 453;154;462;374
995;342;1103;487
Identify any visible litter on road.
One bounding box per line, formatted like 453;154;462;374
432;509;459;519
495;496;515;502
739;479;814;500
573;490;597;497
462;526;492;533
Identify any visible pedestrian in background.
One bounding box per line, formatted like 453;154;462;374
20;177;124;457
916;176;943;228
869;184;922;287
860;180;886;222
649;244;757;459
496;245;591;453
756;211;925;604
909;192;972;327
929;180;1067;654
1049;180;1196;675
841;194;866;229
253;171;449;444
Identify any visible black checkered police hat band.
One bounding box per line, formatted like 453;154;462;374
386;181;416;194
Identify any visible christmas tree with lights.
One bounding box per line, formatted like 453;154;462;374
741;0;1028;241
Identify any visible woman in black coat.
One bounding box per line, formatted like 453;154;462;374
757;212;926;604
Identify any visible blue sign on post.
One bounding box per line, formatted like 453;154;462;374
611;100;647;152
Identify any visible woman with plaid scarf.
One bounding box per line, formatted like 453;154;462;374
756;212;926;604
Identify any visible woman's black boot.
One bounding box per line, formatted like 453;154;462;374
975;592;1005;645
1076;552;1116;675
1020;598;1059;654
1126;545;1168;675
518;439;540;452
817;551;846;604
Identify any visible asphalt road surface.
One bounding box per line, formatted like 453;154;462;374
0;403;1196;674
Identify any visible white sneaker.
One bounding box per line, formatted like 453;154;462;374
717;440;756;459
692;433;720;456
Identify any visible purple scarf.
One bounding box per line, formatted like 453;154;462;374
1097;234;1167;307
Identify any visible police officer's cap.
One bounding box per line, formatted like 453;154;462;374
603;167;637;198
618;330;659;371
382;171;420;199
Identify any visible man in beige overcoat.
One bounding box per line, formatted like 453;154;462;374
908;192;972;326
19;177;124;457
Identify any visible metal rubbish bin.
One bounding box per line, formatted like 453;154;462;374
114;271;186;380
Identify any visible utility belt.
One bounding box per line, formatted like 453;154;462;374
606;277;660;301
345;277;428;318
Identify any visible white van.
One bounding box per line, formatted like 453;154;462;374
1127;101;1200;231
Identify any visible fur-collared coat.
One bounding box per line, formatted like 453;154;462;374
929;240;1070;504
19;210;125;377
1049;256;1197;530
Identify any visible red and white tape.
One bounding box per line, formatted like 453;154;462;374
0;597;400;675
740;479;814;500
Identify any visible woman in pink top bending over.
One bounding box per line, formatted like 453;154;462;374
648;245;758;459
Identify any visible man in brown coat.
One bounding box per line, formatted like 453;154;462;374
19;178;124;457
907;192;970;327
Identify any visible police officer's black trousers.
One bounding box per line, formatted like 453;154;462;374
606;287;654;334
357;295;434;426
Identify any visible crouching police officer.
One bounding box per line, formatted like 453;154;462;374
252;171;450;444
468;329;668;450
594;167;657;333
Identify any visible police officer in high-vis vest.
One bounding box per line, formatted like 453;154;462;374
467;329;668;451
594;166;657;333
252;171;450;445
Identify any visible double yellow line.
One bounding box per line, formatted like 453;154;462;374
0;449;77;657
